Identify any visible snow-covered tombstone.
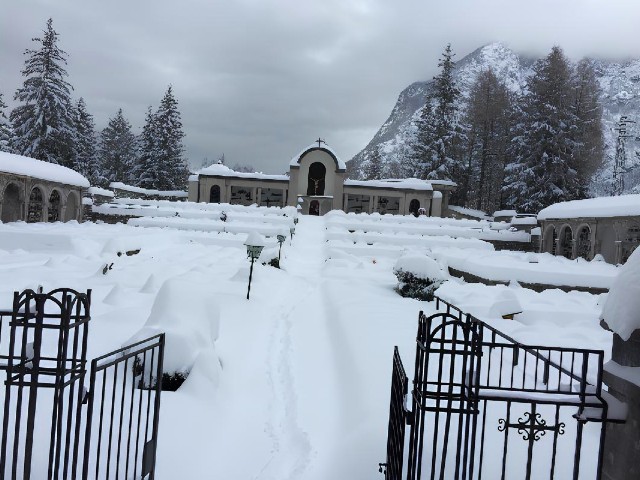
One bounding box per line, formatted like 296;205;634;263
393;254;447;301
10;18;75;167
599;246;640;479
488;289;522;320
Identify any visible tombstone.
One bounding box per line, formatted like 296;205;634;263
600;249;640;480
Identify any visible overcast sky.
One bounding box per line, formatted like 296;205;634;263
2;0;640;173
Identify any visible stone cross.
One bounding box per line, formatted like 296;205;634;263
316;137;325;148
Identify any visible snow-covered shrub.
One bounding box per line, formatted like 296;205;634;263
259;246;280;268
393;254;447;301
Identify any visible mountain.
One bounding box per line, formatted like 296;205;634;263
348;43;640;196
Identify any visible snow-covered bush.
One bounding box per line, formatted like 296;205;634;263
393;254;447;301
259;246;280;268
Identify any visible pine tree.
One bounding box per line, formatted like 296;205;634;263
135;106;159;189
153;86;189;190
411;44;464;185
0;91;14;153
504;46;580;212
99;109;137;186
363;147;384;180
10;18;74;166
72;98;101;184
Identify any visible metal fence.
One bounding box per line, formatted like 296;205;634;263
0;288;165;480
381;297;620;480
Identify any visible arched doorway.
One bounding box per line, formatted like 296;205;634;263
576;225;591;260
27;187;44;223
48;190;61;222
309;200;320;216
1;183;21;223
307;162;326;196
64;192;78;222
409;199;420;217
559;226;573;259
210;185;221;203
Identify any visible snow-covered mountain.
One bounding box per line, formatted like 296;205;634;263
348;43;640;196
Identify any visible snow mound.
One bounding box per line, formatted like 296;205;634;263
488;289;523;318
394;254;446;280
600;247;640;340
126;273;221;375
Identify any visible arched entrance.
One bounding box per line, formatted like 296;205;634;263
307;162;326;196
27;187;44;223
409;199;420;217
559;226;573;259
64;192;78;222
543;226;557;255
576;225;591;260
210;185;220;203
48;190;61;222
309;200;320;216
1;183;21;223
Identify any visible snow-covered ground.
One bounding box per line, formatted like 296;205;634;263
0;208;614;479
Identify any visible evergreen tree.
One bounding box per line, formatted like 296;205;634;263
0;91;15;153
153;86;189;190
504;46;580;212
411;44;464;185
72;98;101;184
135;106;159;189
363;147;384;180
10;18;74;166
99;109;137;186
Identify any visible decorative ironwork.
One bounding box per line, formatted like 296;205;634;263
498;412;565;441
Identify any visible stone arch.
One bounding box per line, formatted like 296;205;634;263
558;224;573;259
48;189;62;222
27;186;44;223
307;162;326;196
64;191;78;222
576;224;592;260
543;225;557;254
209;185;221;203
409;199;420;217
296;146;344;172
1;183;22;223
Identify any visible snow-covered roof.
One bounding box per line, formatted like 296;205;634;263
0;151;89;188
289;143;346;171
538;194;640;220
428;180;457;188
511;216;538;225
196;163;288;181
344;178;433;191
493;209;517;218
87;186;115;197
109;182;188;197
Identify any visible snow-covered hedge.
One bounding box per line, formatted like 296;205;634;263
393;254;447;301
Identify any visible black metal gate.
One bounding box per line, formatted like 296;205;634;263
381;298;618;480
0;288;165;480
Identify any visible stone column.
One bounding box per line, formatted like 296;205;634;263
601;325;639;480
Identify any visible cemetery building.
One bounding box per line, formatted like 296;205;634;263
537;194;640;264
188;141;456;216
0;151;89;223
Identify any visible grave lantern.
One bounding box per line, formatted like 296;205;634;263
289;226;295;245
277;233;286;261
244;232;265;300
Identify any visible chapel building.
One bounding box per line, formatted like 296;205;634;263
188;141;456;216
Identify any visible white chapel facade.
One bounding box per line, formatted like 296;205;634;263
188;141;455;216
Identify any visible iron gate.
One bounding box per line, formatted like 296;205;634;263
0;288;165;480
381;297;618;480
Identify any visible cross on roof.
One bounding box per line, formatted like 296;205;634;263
316;137;325;148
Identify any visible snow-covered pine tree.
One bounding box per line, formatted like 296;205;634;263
135;106;159;189
504;46;580;212
10;18;75;166
410;44;464;186
72;98;101;185
153;86;189;190
99;109;137;186
363;147;384;180
0;91;15;153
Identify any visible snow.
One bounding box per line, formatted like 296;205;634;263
511;216;538;226
600;246;640;340
245;231;266;248
605;360;640;387
0;150;89;188
289;142;347;170
0;204;615;479
493;209;517;218
196;163;289;181
448;205;492;220
488;289;522;317
344;178;433;191
394;254;446;280
109;182;188;198
87;186;114;197
538;193;640;220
